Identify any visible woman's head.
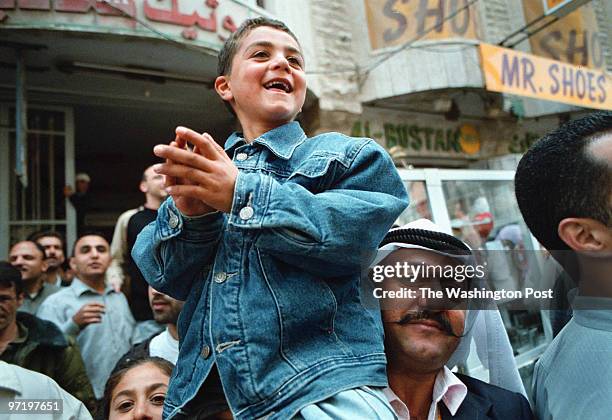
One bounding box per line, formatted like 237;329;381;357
98;357;174;420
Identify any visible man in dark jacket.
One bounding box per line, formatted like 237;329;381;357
0;261;95;411
375;220;533;420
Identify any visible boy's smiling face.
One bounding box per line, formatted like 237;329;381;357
215;26;306;134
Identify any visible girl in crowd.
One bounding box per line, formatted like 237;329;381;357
97;357;173;420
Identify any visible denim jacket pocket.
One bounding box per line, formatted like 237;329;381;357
257;252;354;373
287;153;345;192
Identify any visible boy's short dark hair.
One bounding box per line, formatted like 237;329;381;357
217;17;301;77
0;261;23;296
515;111;612;252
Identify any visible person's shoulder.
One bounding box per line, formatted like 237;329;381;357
17;312;68;346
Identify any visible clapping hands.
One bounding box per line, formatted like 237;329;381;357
153;126;239;216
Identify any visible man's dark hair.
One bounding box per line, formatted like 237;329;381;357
515;111;612;252
0;261;23;296
71;231;110;257
217;17;300;77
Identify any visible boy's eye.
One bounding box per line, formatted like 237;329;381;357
287;56;303;67
252;50;269;58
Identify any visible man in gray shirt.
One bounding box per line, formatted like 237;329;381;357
515;111;612;419
38;233;135;399
9;241;59;315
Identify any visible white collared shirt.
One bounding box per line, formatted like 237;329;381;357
384;366;468;420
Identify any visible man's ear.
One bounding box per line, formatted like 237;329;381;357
41;260;48;273
69;257;76;272
139;181;148;194
558;218;610;251
215;75;233;103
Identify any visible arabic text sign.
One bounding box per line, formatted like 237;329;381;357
0;0;245;44
480;43;611;111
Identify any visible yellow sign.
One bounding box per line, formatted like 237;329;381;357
479;43;611;111
364;0;479;50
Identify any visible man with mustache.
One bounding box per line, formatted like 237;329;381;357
376;219;533;420
8;241;59;315
38;233;135;400
29;230;71;287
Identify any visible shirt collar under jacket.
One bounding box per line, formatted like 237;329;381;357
384;366;468;420
224;121;308;160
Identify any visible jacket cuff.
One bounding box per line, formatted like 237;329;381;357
228;171;270;228
158;198;224;241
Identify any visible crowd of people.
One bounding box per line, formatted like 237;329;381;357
1;16;610;420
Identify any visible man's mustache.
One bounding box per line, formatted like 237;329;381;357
389;309;464;338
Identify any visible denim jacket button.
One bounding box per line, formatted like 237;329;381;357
239;206;254;220
200;345;211;359
214;272;227;283
168;211;179;229
236;152;248;161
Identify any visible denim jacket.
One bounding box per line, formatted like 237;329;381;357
132;121;408;419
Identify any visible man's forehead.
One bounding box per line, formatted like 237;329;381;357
38;236;62;246
75;235;108;249
10;242;39;255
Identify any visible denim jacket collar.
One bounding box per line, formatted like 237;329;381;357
224;121;307;160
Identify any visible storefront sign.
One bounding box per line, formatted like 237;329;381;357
364;0;479;50
480;43;611;111
0;0;254;44
350;112;481;158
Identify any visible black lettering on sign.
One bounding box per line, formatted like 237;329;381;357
597;75;606;103
562;67;574;97
449;0;469;35
416;0;444;36
567;30;588;66
521;57;537;93
502;53;519;87
383;0;408;43
575;69;586;99
540;31;562;61
586;72;596;102
549;63;560;94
